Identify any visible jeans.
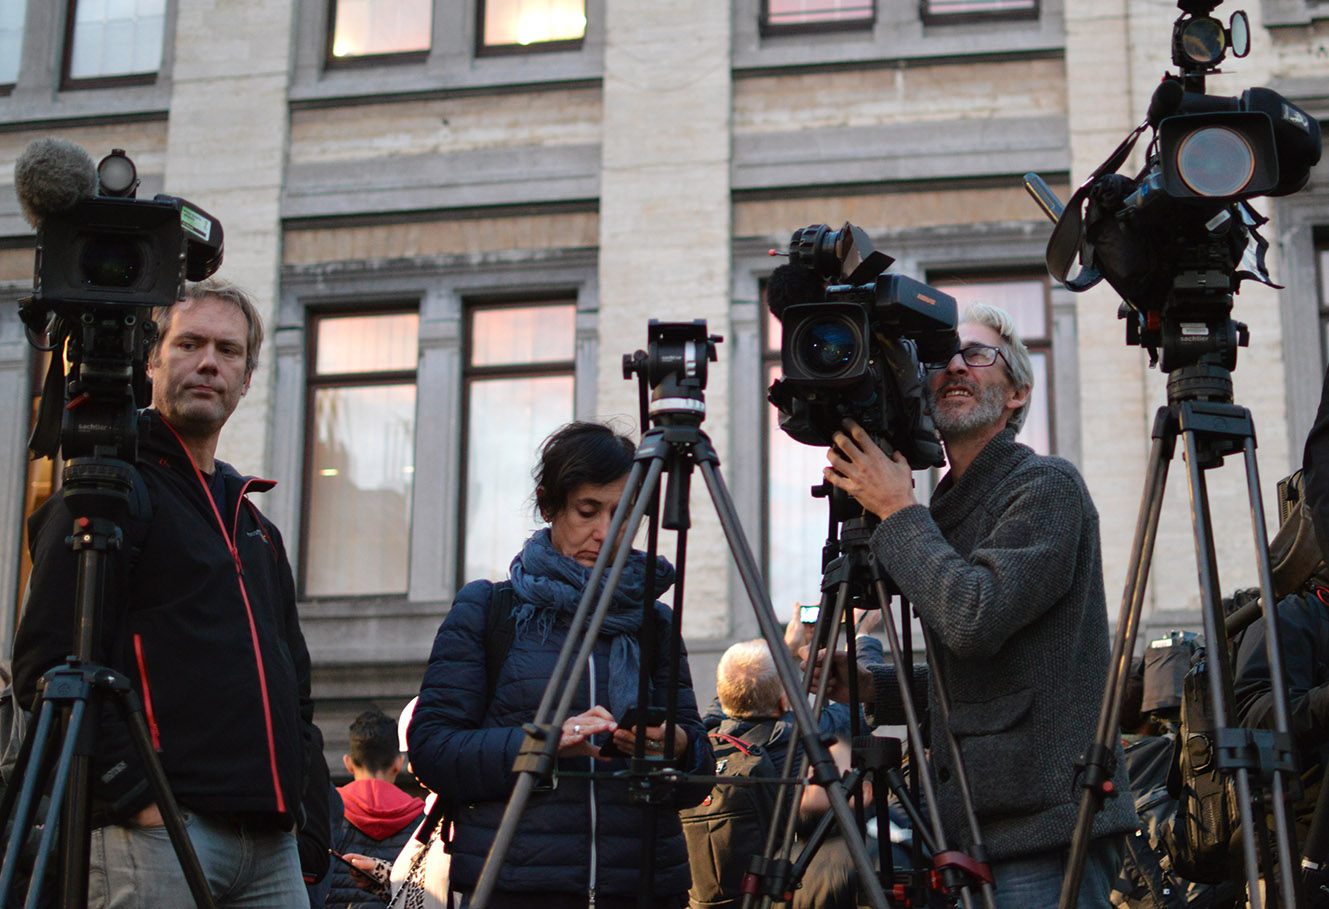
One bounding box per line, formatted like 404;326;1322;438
988;835;1126;909
87;811;306;908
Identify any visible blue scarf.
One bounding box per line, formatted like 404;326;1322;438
508;529;676;719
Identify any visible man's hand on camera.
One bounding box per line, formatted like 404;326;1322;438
825;420;916;520
801;647;875;705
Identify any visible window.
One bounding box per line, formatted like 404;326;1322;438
930;275;1053;456
304;311;419;597
764;0;873;28
461;301;576;582
0;0;26;86
763;306;832;607
482;0;586;49
64;0;166;83
328;0;431;62
921;0;1038;21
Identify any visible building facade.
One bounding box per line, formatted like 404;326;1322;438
2;0;1328;758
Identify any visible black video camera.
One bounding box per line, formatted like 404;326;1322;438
1036;1;1321;373
18;145;225;463
767;222;959;469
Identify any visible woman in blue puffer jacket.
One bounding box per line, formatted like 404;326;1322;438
408;421;714;908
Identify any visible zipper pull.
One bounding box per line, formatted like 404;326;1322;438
587;889;595;908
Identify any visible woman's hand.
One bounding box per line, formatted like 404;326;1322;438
611;721;689;757
343;853;391;900
558;705;618;758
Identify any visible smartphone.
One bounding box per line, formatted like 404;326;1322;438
800;603;821;625
597;706;668;759
329;849;356;867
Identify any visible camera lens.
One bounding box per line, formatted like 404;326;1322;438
1175;126;1256;196
794;316;860;378
79;236;144;288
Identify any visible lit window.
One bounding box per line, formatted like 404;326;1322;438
304;311;419;597
329;0;431;60
483;0;586;48
0;0;27;85
66;0;165;81
765;0;873;27
921;0;1038;20
931;276;1053;456
462;302;575;582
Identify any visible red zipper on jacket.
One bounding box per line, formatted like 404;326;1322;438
159;418;287;814
133;634;162;751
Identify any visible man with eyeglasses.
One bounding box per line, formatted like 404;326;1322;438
809;304;1136;908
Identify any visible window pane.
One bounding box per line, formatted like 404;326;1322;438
483;0;586;47
306;384;416;596
471;304;575;367
1022;351;1050;456
331;0;431;58
766;364;829;605
315;313;418;375
0;0;27;84
923;0;1037;15
767;0;873;26
68;0;164;79
934;279;1047;338
464;375;574;582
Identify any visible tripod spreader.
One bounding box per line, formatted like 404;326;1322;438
1216;727;1298;786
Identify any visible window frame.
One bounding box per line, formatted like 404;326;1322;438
457;295;577;583
919;0;1040;26
60;0;166;91
300;304;421;600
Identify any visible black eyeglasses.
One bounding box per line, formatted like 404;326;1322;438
929;344;1007;370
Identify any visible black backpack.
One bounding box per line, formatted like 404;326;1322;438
679;726;780;909
1163;652;1241;886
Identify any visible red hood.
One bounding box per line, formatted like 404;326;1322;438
337;778;425;840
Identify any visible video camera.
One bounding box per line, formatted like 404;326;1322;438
14;140;225;462
766;222;959;469
1033;0;1321;373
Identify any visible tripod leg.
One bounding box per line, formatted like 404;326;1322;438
1180;427;1269;908
697;458;890;909
871;581;981;909
0;696;58;906
25;697;89;909
1060;414;1173;909
1240;438;1306;907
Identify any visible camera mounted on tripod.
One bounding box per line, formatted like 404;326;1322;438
1035;0;1321;375
766;221;960;469
15;141;225;464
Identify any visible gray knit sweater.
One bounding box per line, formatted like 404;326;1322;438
866;428;1137;861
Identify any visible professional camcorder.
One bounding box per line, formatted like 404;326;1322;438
1033;0;1321;373
766;222;959;469
14;140;225;461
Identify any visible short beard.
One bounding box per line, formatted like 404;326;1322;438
927;380;1008;440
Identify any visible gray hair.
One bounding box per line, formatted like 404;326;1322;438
151;277;265;377
716;640;783;719
962;303;1034;434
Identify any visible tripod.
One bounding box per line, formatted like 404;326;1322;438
755;506;997;909
0;305;215;908
1058;364;1303;909
469;320;890;909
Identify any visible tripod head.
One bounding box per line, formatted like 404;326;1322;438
622;320;721;429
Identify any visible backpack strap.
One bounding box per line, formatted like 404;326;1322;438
483;581;517;703
709;732;761;757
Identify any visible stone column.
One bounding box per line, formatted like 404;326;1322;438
162;2;296;477
598;1;734;637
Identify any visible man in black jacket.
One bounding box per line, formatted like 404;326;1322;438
13;277;314;907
